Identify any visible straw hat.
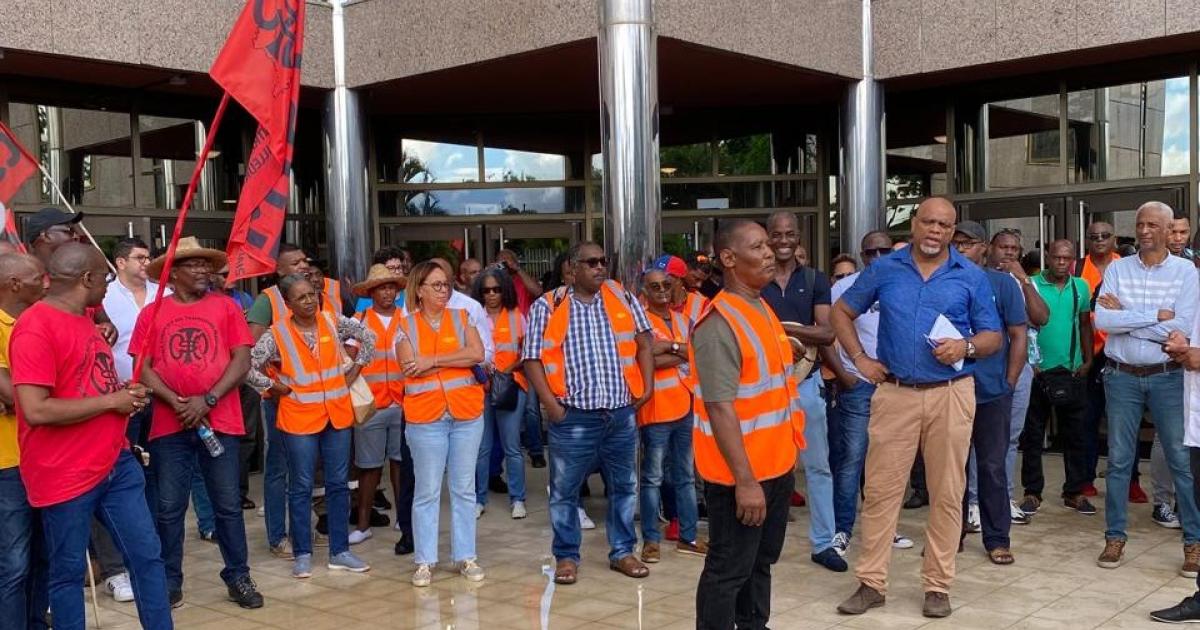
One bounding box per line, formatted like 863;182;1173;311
781;321;819;382
353;264;408;296
146;236;227;278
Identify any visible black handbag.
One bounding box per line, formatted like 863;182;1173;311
490;370;520;410
1039;278;1084;406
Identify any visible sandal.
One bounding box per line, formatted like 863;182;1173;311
554;559;578;585
609;554;650;578
988;547;1014;565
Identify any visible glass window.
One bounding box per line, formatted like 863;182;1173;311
662;180;813;211
137;115;203;210
393;139;480;184
9;104;137;207
1067;76;1190;182
660;142;713;177
379;186;583;217
716;134;772;175
985;95;1062;191
483;148;568;182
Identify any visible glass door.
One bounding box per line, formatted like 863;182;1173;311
483;221;580;284
959;196;1068;268
382;223;486;266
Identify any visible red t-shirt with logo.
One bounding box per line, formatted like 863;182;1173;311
11;301;128;507
129;293;254;440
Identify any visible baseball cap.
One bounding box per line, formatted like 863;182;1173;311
954;220;988;243
24;207;84;244
652;255;687;279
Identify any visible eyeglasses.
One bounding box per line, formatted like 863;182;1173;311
1088;232;1113;242
422;281;451;292
577;256;607;269
480;286;501;295
644;281;672;292
832;273;852;281
124;255;151;264
862;247;891;258
953;240;982;251
385;264;404;273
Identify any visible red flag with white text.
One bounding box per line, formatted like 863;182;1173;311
210;0;306;281
0;121;38;250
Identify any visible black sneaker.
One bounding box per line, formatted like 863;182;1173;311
903;490;929;509
1150;594;1200;623
241;496;256;510
227;576;264;609
373;489;393;510
489;475;509;494
1019;494;1042;514
316;514;328;535
530;454;547;469
169;590;184;609
811;547;848;572
368;509;391;528
1064;495;1097;516
394;534;414;556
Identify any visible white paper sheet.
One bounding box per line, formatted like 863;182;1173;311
929;314;965;371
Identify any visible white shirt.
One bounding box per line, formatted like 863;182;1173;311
1095;253;1199;366
1185;302;1200;448
102;278;171;381
831;271;877;382
401;290;494;365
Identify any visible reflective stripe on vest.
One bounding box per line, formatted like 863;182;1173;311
691;291;803;485
492;308;527;390
357;308;405;407
540;281;644;400
270;315;355;433
398;309;485;423
637;308;693;426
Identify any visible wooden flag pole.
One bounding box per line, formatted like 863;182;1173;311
129;92;232;383
34;163;117;275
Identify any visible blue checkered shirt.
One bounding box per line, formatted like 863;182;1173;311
523;286;651;410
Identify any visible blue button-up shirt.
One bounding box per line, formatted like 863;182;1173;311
838;247;1001;384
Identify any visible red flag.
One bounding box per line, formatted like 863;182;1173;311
0;122;38;251
211;0;305;281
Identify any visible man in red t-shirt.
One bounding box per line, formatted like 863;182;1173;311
10;243;171;629
129;237;261;610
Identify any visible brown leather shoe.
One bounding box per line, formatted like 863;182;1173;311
609;554;649;578
923;591;951;618
641;542;661;564
1097;538;1125;569
676;540;708;557
836;583;885;615
1182;543;1200;578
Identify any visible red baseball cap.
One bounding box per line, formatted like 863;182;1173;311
652;255;687;279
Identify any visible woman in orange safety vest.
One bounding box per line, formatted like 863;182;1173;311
396;262;487;587
246;273;376;578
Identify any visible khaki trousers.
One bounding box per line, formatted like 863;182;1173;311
854;376;975;595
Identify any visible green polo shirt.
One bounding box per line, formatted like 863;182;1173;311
1032;272;1091;370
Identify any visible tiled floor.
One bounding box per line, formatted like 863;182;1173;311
87;456;1191;629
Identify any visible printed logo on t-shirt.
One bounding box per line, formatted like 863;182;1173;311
86;337;121;395
159;316;220;373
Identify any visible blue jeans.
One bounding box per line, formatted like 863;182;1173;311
407;415;485;565
1104;368;1200;543
639;416;698;544
151;431;248;591
0;467;48;630
1004;364;1033;499
281;425;352;557
548;405;638;563
477;389;527;506
41;451;172;630
523;390;545;457
191;465;214;535
262;397;289;547
830;380;875;536
798;374;835;553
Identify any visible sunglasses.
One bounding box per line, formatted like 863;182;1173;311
862;247;891;258
480;286;502;295
578;256;608;269
1088;232;1113;242
832;273;852;281
644;281;672;292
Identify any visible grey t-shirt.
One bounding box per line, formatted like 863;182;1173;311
693;299;771;403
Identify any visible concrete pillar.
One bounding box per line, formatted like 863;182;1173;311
839;0;885;258
598;0;660;288
323;0;371;282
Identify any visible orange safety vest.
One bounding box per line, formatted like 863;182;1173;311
270;315;355;434
637;309;693;426
678;291;707;324
356;307;405;408
397;309;484;423
691;291;805;485
541;280;644;401
323;278;342;315
492;308;527;390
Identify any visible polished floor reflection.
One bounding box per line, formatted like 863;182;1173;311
85;457;1192;629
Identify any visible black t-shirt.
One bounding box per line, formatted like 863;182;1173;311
761;265;831;325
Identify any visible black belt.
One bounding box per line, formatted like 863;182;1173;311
882;373;970;390
1106;360;1180;377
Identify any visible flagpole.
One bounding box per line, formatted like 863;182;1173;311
34;164;117;275
129;92;232;383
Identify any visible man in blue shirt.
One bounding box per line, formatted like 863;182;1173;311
951;221;1027;566
832;197;1001;620
760;211;841;573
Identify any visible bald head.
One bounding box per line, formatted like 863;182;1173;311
911;196;957;257
0;253;46;310
48;242;103;281
0;252;40;278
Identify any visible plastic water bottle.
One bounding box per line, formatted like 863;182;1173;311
197;424;224;458
1027;328;1041;367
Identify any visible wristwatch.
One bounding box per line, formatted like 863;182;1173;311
671;342;681;354
203;393;219;408
965;340;977;359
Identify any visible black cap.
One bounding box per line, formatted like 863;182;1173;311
954;220;988;243
24;208;84;244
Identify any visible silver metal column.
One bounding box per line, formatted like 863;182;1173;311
323;0;372;281
838;0;884;258
598;0;660;289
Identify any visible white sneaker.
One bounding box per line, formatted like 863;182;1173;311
578;507;596;530
892;535;914;549
475;504;485;519
105;573;134;603
412;564;434;587
348;529;373;545
460;558;486;582
1010;500;1031;525
831;532;850;557
256;506;265;518
511;501;528;519
966;503;981;533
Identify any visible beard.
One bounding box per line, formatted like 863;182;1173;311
919;243;942;256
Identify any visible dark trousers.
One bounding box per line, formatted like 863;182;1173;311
1083;357;1106;483
0;467;49;630
394;418;416;539
696;471;793;630
963;394;1012;551
238;385;261;498
1190;447;1200;591
1021;373;1089;498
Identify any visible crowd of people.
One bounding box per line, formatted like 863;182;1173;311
6;197;1200;628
